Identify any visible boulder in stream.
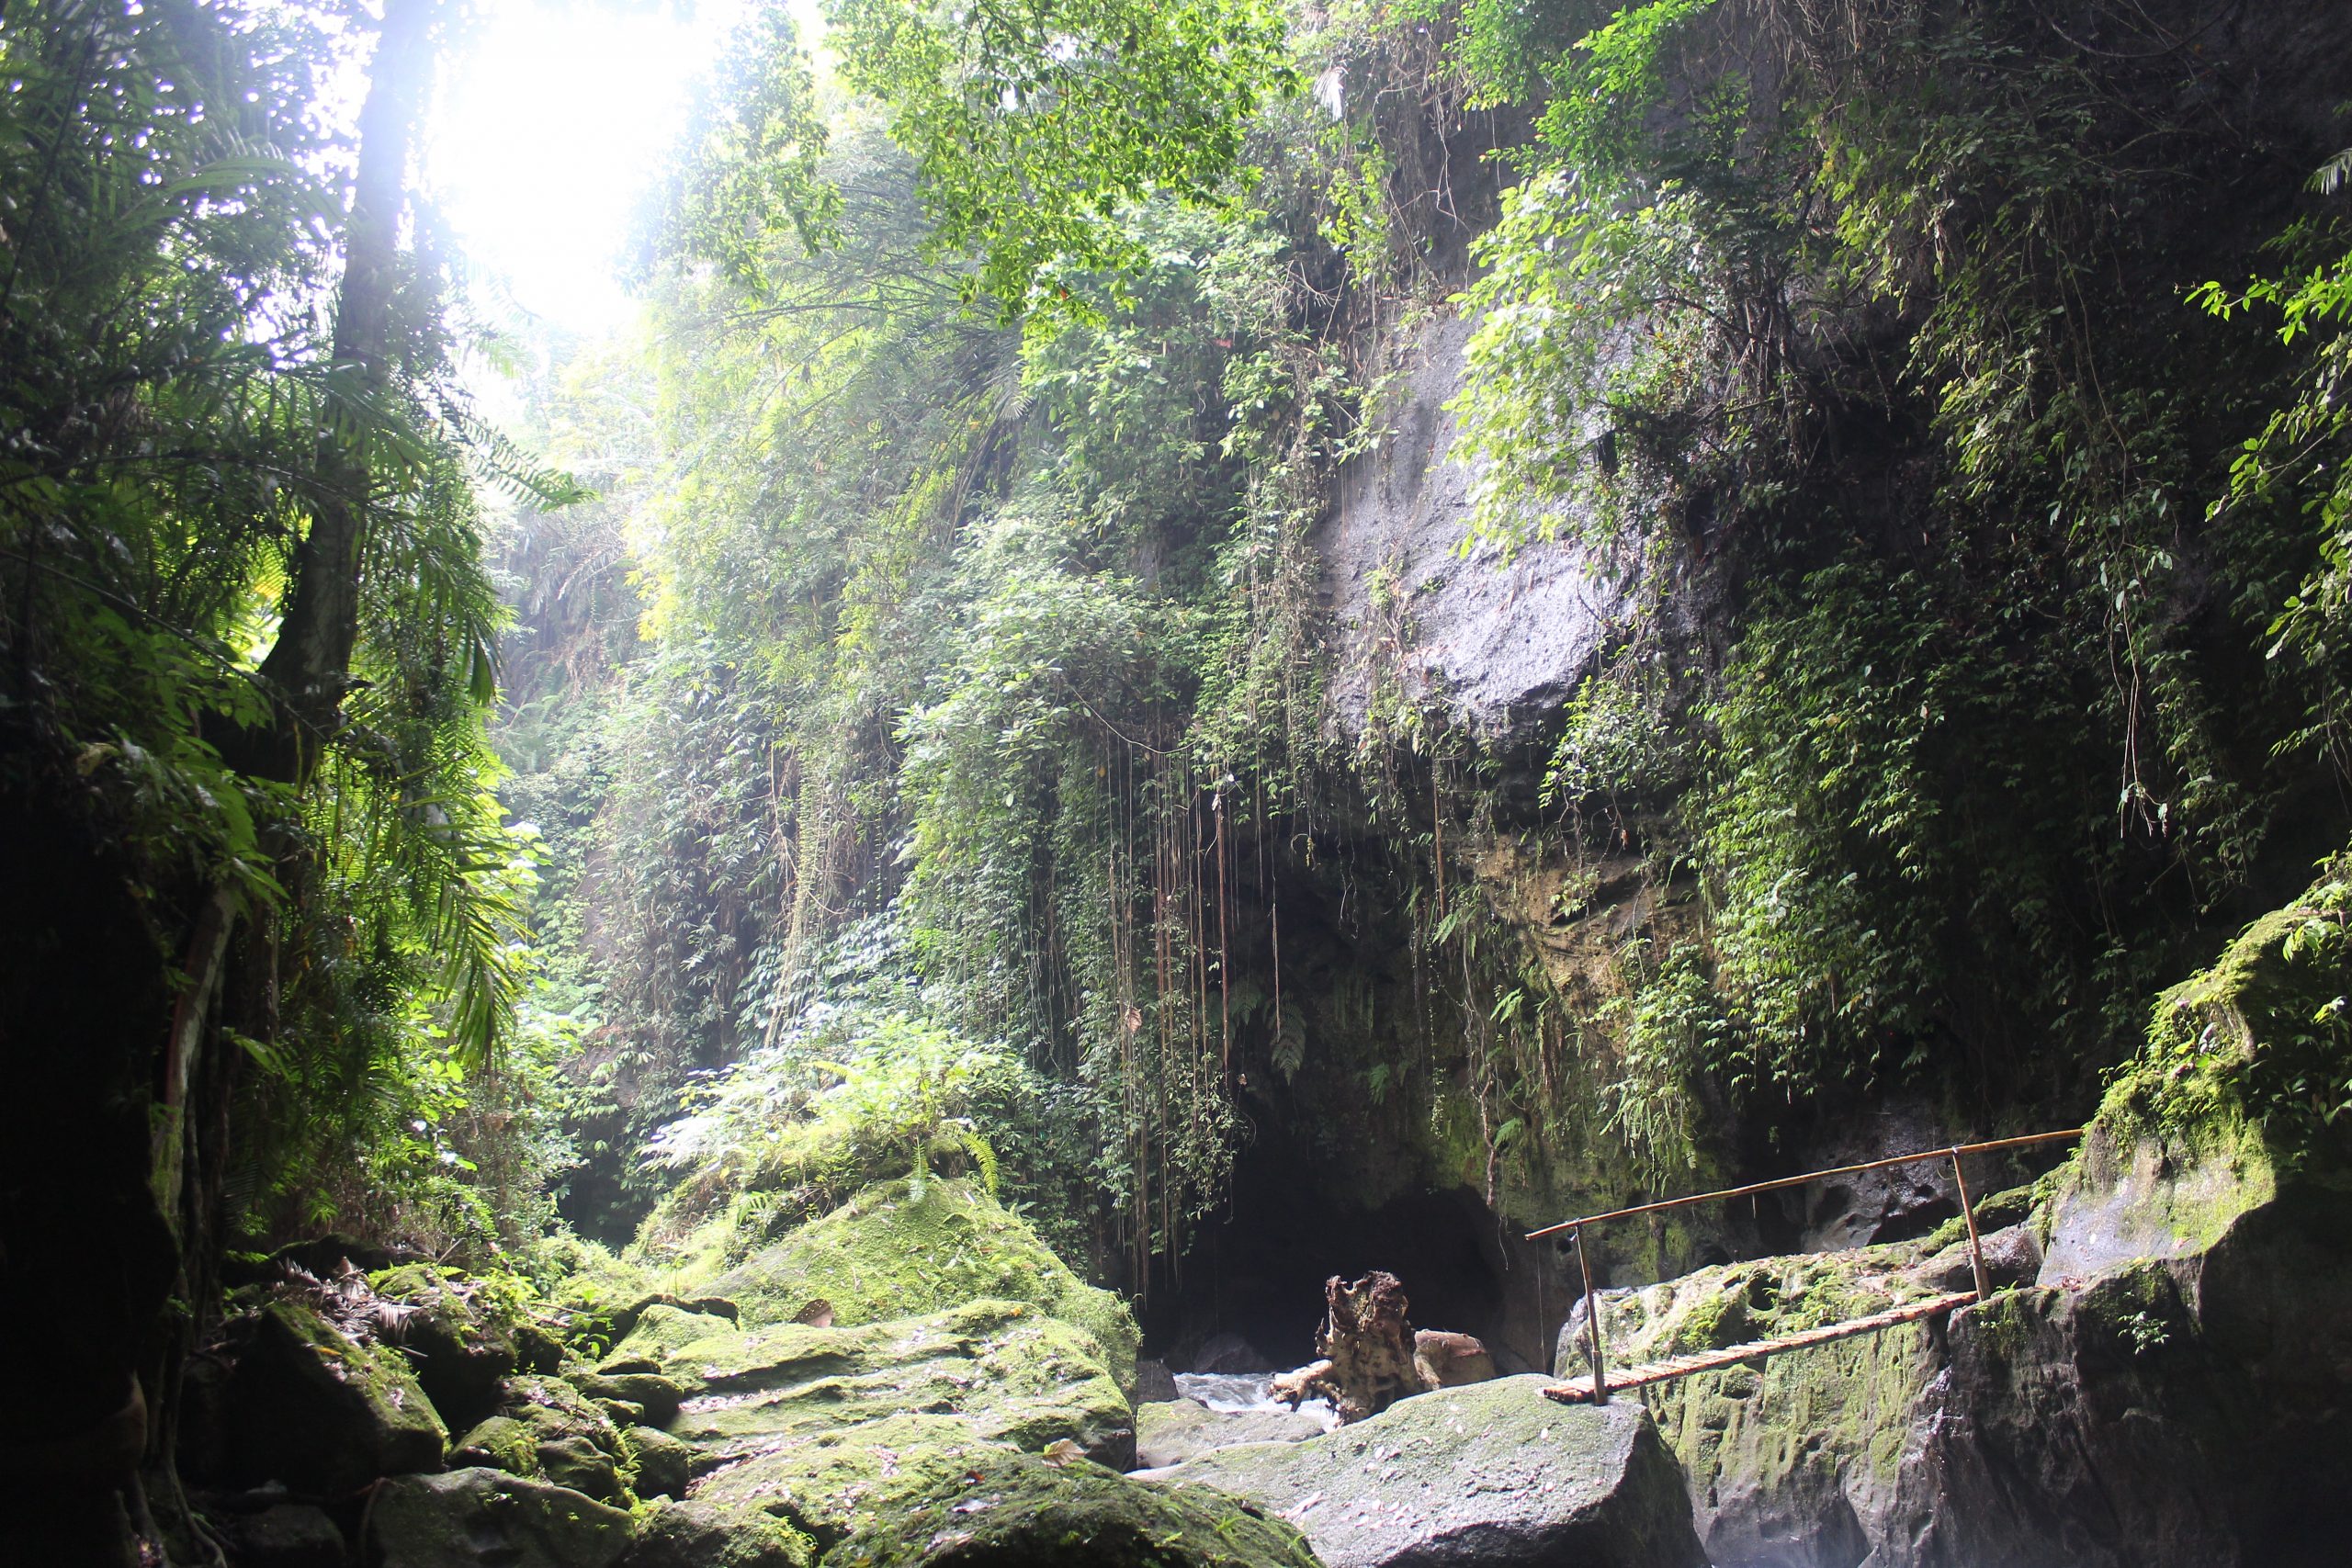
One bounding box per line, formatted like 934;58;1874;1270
1160;1375;1705;1568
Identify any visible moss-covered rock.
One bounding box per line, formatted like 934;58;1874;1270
575;1371;684;1427
600;1303;741;1374
616;1500;813;1568
691;1413;1013;1548
699;1179;1139;1390
368;1263;519;1432
817;1448;1321;1568
537;1434;628;1504
362;1468;634;1567
225;1300;447;1495
452;1414;542;1477
623;1424;697;1500
1165;1377;1702;1568
658;1298;1133;1469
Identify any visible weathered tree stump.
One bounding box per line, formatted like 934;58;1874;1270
1271;1270;1492;1423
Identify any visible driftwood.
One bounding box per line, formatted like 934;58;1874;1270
1270;1271;1495;1423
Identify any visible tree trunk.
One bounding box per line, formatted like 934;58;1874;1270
255;0;442;762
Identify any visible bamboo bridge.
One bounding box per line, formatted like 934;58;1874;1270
1528;1129;2086;1405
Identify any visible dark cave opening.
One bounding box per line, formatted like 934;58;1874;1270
1141;1113;1521;1375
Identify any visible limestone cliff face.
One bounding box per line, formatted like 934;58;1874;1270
1317;312;1638;750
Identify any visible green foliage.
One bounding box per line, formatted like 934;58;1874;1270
635;0;838;286
823;0;1298;313
2197;216;2352;771
2109;854;2352;1165
0;0;566;1253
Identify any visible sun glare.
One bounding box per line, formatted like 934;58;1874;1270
428;0;751;333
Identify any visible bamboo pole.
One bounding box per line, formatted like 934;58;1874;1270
1572;1224;1608;1405
1950;1148;1990;1301
1525;1128;2084;1240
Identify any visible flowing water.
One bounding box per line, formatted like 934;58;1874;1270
1172;1371;1343;1430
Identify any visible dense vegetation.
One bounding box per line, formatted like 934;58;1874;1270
6;0;2351;1555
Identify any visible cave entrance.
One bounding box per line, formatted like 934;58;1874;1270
1143;1124;1509;1375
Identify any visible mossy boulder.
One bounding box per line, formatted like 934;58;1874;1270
225;1300;447;1495
692;1413;1015;1549
452;1414;542;1477
623;1424;697;1500
1165;1377;1702;1568
575;1371;684;1427
701;1179;1139;1390
600;1303;741;1374
616;1500;812;1568
817;1448;1321;1568
368;1263;519;1432
482;1373;636;1503
657;1298;1134;1469
361;1468;634;1567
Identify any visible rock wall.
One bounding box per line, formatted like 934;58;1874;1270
1317;312;1635;749
1575;1118;2352;1568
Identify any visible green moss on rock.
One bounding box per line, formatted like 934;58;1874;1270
697;1179;1139;1390
452;1414;542;1477
225;1300;447;1495
365;1467;634;1568
818;1448;1321;1568
656;1298;1133;1469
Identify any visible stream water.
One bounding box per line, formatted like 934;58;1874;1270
1173;1371;1344;1431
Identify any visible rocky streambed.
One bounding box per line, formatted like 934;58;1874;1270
169;1177;1696;1568
154;898;2352;1568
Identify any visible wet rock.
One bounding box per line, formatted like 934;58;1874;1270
1319;313;1631;746
361;1468;633;1567
367;1265;519;1434
1188;1332;1273;1373
704;1178;1139;1390
1134;1359;1181;1403
653;1298;1134;1470
812;1446;1319;1568
1164;1376;1705;1568
226;1503;345;1567
224;1301;447;1495
1134;1397;1322;1469
1792;1104;1962;1252
614;1500;808;1568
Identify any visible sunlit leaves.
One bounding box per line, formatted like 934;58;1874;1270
824;0;1296;314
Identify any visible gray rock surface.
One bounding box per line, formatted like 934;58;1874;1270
1159;1376;1705;1568
1134;1396;1323;1469
228;1503;346;1567
1907;1223;2041;1294
361;1469;632;1567
1319;313;1632;745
